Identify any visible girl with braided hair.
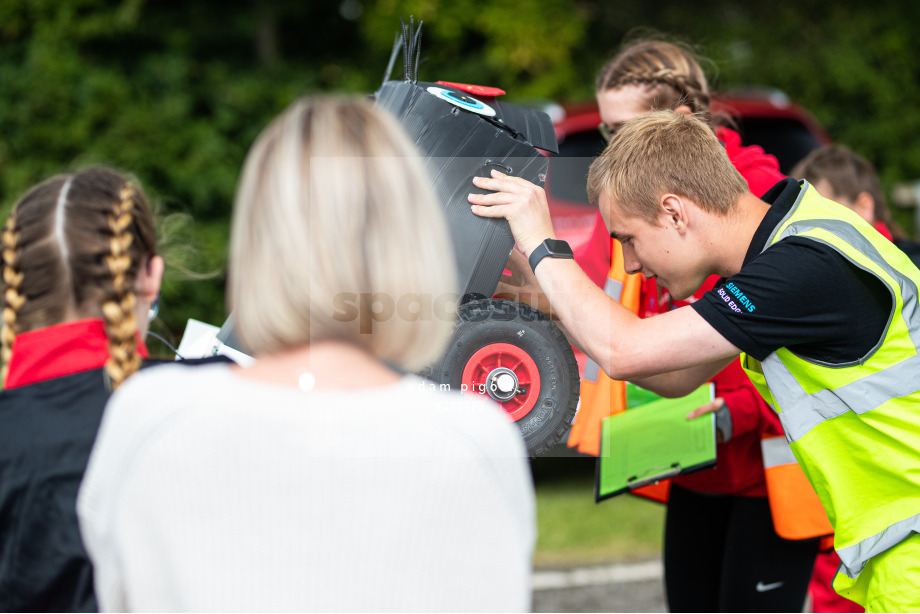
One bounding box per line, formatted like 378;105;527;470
579;37;784;286
0;167;163;611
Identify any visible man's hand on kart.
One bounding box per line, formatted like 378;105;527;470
468;169;556;258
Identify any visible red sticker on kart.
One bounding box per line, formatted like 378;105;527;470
435;81;505;97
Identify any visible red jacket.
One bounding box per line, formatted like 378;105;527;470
574;127;786;496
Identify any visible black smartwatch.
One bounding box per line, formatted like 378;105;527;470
528;239;574;273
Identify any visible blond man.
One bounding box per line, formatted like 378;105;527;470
470;111;920;612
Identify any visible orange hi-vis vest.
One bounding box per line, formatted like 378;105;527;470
568;240;640;456
761;435;833;544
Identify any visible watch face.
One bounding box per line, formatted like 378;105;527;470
546;239;574;257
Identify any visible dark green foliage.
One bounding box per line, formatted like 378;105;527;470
573;1;920;235
0;0;354;336
2;0;919;345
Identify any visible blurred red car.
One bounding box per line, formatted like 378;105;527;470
544;88;832;253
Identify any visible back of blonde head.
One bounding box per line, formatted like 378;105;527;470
596;38;714;127
229;97;457;371
1;168;158;388
587;111;748;223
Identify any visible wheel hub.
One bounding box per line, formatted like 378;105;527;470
485;367;520;402
461;342;541;421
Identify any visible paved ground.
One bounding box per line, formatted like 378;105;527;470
532;560;667;613
531;559;813;613
529;455;669;612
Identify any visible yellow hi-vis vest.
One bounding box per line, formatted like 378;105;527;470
741;181;920;580
567;240;641;456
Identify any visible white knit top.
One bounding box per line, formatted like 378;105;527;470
77;363;535;612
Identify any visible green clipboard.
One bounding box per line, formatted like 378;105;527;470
595;384;717;502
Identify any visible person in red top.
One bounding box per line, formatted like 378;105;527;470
0;168;163;611
573;38;821;611
789;144;908;614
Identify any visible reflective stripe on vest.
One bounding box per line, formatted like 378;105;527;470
760;436;832;540
836;512;920;579
765;352;920;443
741;181;920;578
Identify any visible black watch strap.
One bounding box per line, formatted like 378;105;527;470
529;239;574;273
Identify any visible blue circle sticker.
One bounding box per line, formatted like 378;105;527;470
426;86;497;117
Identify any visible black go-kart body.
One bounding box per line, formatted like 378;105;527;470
371;28;580;456
217;21;581;457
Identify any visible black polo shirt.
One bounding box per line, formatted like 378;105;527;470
692;178;891;363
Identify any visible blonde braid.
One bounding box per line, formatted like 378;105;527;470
614;66;709;112
595;40;716;126
102;185;141;389
1;213;25;385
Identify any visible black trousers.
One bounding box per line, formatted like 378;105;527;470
664;484;820;613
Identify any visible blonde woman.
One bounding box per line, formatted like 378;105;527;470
77;97;535;612
0;168;162;611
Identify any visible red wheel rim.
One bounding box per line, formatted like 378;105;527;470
461;343;541;421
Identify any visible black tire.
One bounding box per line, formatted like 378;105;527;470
428;298;579;457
